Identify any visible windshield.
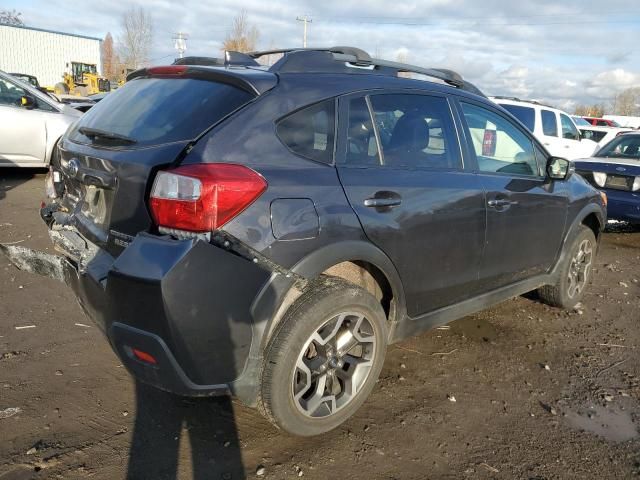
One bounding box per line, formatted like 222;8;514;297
68;77;255;148
572;116;592;127
596;135;640;159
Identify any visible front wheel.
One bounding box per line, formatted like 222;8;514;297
538;225;596;309
260;278;388;436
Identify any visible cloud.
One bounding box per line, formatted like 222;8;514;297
4;0;640;110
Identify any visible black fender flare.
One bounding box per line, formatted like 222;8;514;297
250;240;406;350
551;201;605;278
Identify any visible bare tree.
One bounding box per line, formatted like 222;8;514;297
612;87;640;116
118;7;153;70
101;32;117;80
575;103;606;117
222;10;259;53
0;8;23;25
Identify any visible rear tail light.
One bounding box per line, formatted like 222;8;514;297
149;163;267;233
482;130;497;156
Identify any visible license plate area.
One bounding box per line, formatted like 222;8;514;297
78;185;113;231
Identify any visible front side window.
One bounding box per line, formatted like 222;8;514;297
0;78;26;107
560;114;580;140
461;102;539;176
277;99;336;165
541;110;558;137
367;94;461;169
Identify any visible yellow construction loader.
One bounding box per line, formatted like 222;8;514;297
53;62;111;96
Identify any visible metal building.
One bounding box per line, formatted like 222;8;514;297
0;24;102;88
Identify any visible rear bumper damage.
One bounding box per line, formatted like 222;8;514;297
1;213;296;404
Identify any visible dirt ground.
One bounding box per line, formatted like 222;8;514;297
0;170;639;480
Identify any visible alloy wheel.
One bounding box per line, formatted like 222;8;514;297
567;239;593;299
292;312;377;418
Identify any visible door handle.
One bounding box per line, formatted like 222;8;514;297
487;199;517;208
364;197;402;208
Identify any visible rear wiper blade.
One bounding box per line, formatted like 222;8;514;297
78;127;137;145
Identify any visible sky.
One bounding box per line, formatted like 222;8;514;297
4;0;640;111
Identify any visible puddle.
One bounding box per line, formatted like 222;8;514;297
449;316;498;342
564;405;638;442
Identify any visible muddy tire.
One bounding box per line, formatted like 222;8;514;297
260;277;387;436
538;225;596;309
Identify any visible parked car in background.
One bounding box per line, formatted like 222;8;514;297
603;115;640;130
3;48;606;436
572;117;634;146
88;92;109;102
492;97;598;160
575;132;640;223
582;117;621;127
10;73;41;89
0;70;82;167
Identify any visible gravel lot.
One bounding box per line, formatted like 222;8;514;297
1;171;639;480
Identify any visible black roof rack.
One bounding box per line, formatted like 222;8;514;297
249;46;484;96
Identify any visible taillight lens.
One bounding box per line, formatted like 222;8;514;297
149;164;267;233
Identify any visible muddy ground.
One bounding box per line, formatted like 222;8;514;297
0;170;639;480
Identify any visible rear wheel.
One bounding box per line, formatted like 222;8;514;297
261;278;387;436
538;225;596;309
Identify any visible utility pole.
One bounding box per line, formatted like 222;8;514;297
173;32;188;59
296;15;312;48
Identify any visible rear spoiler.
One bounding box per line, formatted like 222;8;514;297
126;65;277;95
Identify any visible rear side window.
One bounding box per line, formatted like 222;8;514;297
276;99;335;164
541;110;558;137
69;77;254;147
500;104;535;132
368;94;461;170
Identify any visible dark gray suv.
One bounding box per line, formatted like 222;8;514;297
3;47;607;436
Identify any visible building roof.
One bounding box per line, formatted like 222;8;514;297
0;23;102;42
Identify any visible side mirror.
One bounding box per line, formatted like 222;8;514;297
20;95;36;109
546;156;573;181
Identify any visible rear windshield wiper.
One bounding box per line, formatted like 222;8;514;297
78;127;137;145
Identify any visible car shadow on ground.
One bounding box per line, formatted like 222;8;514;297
0;167;42;202
126;382;245;480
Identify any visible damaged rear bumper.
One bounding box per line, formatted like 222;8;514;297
1;222;279;404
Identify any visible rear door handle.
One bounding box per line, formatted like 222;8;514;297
364;197;402;208
487;199;517;208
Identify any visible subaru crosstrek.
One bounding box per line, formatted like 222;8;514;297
2;47;607;436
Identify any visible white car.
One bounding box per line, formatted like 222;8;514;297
571;116;634;147
491;97;598;160
0;70;82;168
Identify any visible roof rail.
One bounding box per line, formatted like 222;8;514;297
249;46;484;96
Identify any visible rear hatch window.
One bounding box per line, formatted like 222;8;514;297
68;77;255;148
59;76;256;255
